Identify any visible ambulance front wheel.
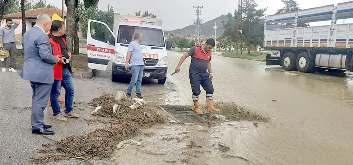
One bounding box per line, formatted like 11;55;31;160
158;77;167;85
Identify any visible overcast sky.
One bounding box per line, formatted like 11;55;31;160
46;0;353;30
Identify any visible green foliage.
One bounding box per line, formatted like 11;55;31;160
222;0;265;53
4;0;20;14
83;0;99;9
31;0;46;9
166;36;195;50
78;3;114;38
135;10;157;18
276;0;299;14
30;0;56;9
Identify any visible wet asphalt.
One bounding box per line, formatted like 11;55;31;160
168;51;353;165
0;67;173;164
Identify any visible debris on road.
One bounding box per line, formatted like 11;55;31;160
32;93;166;164
216;102;269;122
116;139;142;150
162;103;269;123
91;105;102;115
218;142;230;152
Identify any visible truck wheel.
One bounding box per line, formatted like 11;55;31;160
296;52;315;73
158;78;167;85
282;52;297;71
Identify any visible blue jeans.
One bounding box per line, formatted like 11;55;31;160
50;68;74;116
50;80;62;116
127;65;144;94
62;68;74;113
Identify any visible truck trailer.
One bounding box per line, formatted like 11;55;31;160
264;1;353;73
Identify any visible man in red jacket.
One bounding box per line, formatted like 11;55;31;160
174;38;219;115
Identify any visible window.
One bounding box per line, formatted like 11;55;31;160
90;21;115;45
118;25;165;47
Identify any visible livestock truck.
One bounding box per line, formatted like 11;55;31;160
87;14;168;84
264;1;353;73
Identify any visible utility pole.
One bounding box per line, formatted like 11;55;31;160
21;0;26;36
62;0;64;18
213;22;217;51
193;5;203;44
238;0;243;54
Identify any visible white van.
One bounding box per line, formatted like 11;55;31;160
87;15;168;84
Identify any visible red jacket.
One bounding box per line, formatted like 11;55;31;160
49;36;66;80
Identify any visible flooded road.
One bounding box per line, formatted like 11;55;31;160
167;51;353;165
2;51;353;164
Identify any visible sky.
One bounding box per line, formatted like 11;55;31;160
46;0;353;30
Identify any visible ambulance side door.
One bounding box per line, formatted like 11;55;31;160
87;20;116;71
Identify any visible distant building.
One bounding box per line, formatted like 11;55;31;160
1;8;66;46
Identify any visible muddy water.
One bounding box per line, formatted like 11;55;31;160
166;51;353;165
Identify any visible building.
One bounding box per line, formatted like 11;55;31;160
1;8;66;46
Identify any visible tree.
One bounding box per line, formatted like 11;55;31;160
135;10;157;18
32;0;46;8
222;0;265;54
78;3;114;38
242;0;265;53
83;0;98;9
223;13;241;47
0;0;10;20
276;0;299;14
4;0;20;14
21;0;25;35
65;0;79;54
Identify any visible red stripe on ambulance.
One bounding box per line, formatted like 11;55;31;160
87;45;115;54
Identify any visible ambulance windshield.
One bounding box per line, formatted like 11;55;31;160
118;25;165;47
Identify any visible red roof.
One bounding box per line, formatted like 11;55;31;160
4;8;65;19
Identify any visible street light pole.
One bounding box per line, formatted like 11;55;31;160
213;22;217;51
193;5;203;44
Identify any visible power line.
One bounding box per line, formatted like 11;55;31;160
193;5;203;44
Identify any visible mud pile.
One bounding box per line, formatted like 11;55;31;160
217;102;269;122
162;102;269;123
33;94;166;164
89;94;165;127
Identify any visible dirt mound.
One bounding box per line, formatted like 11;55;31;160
216;102;269;122
33;94;166;164
89;94;165;127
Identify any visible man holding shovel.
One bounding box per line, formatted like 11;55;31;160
173;38;219;115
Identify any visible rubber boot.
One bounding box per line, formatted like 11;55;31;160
193;100;203;115
207;98;220;113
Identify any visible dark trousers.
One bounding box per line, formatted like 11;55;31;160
31;82;52;131
62;68;74;113
4;42;17;68
189;72;214;101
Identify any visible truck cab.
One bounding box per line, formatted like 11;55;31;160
87;15;168;84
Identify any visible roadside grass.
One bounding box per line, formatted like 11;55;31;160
222;50;266;62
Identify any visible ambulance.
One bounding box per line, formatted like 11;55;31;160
87;14;168;84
